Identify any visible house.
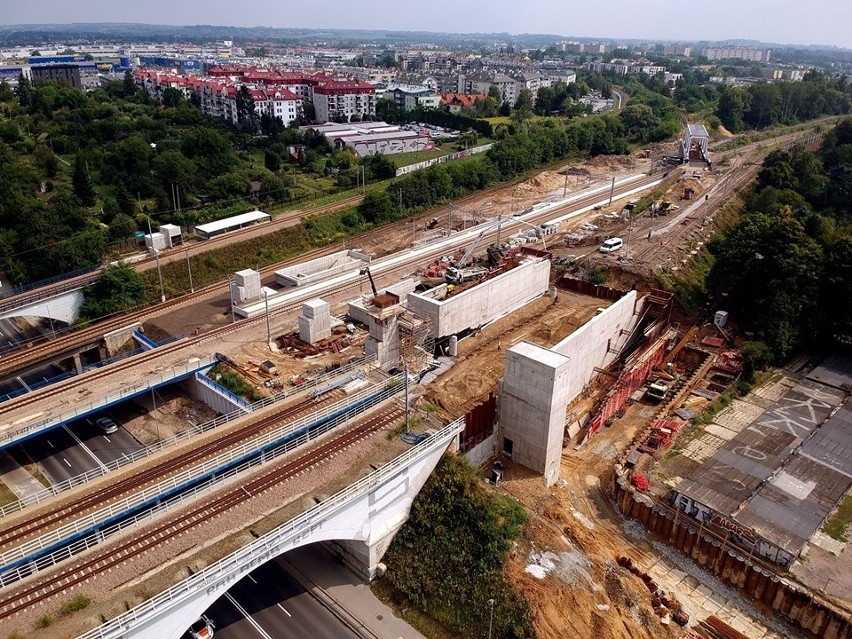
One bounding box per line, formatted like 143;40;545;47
441;93;484;114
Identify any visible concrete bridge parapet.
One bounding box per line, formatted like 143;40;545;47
76;418;464;639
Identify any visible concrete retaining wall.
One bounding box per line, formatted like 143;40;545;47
498;290;641;486
181;372;251;415
275;249;371;287
551;290;639;398
406;258;550;338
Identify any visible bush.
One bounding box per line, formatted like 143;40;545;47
35;614;54;629
60;594;91;615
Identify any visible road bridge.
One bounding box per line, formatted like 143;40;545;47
0;287;83;325
76;419;463;639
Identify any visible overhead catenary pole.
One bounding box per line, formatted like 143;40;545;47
227;274;235;324
562;168;569;198
154;250;166;303
608;176;616;206
264;289;272;348
185;247;194;293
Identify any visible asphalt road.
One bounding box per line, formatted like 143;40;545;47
207;560;360;639
19;418;144;483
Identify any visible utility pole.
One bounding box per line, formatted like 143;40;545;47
487;599;495;639
185;247;194;293
562;168;569;199
608;176;616;206
495;215;502;247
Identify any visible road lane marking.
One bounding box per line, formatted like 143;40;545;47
277;603;291;617
63;458;71;467
63;425;108;472
224;593;273;638
248;574;257;584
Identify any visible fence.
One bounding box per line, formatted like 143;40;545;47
395;143;494;177
0;355;377;519
0;373;403;586
76;418;464;639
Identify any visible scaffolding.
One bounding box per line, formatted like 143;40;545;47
398;303;434;373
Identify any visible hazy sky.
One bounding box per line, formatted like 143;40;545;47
2;0;850;50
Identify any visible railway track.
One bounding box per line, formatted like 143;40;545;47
0;172;659;403
0;404;403;620
0;389;347;551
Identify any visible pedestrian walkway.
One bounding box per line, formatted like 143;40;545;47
0;450;43;500
281;544;426;639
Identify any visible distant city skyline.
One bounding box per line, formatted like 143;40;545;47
1;0;850;51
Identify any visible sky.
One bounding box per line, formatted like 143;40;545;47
2;0;851;50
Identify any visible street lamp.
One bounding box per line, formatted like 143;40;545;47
487;598;495;639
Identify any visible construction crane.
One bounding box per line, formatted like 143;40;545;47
455;215;503;269
359;267;378;296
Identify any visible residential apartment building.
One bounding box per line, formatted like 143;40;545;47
703;47;771;62
312;79;376;122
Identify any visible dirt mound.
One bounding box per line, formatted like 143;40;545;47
512;170;566;197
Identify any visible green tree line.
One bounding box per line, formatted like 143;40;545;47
705;117;852;360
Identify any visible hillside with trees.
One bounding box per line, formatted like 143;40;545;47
704;117;852;360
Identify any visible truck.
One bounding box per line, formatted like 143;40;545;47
446;266;488;285
645;377;675;402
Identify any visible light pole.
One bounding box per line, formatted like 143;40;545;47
608;176;616;206
487;598;495;639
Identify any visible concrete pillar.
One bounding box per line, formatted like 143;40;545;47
498;342;571;486
72;353;83;374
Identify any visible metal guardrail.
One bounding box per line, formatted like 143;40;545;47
0;355;377;519
0;375;404;585
0;355;219;447
193;372;252;412
76;417;464;639
0;264;99;305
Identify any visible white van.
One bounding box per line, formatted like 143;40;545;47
599;237;623;253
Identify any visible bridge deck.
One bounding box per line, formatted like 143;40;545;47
0;340;214;448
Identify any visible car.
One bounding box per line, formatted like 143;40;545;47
95;416;119;435
599;237;623;253
187;616;215;639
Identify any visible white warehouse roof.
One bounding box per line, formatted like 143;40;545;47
195;210;270;235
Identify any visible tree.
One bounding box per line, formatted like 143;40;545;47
619;103;660;143
15;75;31;107
264;149;281;172
108;213;137;242
72;154;96;206
513;89;533;119
707;214;823;358
79;262;146;322
358;190;398;224
235;85;257;131
162;87;184;108
716;86;750;132
122;70;137;97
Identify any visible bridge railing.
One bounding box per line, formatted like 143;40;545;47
0;375;405;585
0;355;219;448
0;264;100;305
0;355;377;519
76;417;463;639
